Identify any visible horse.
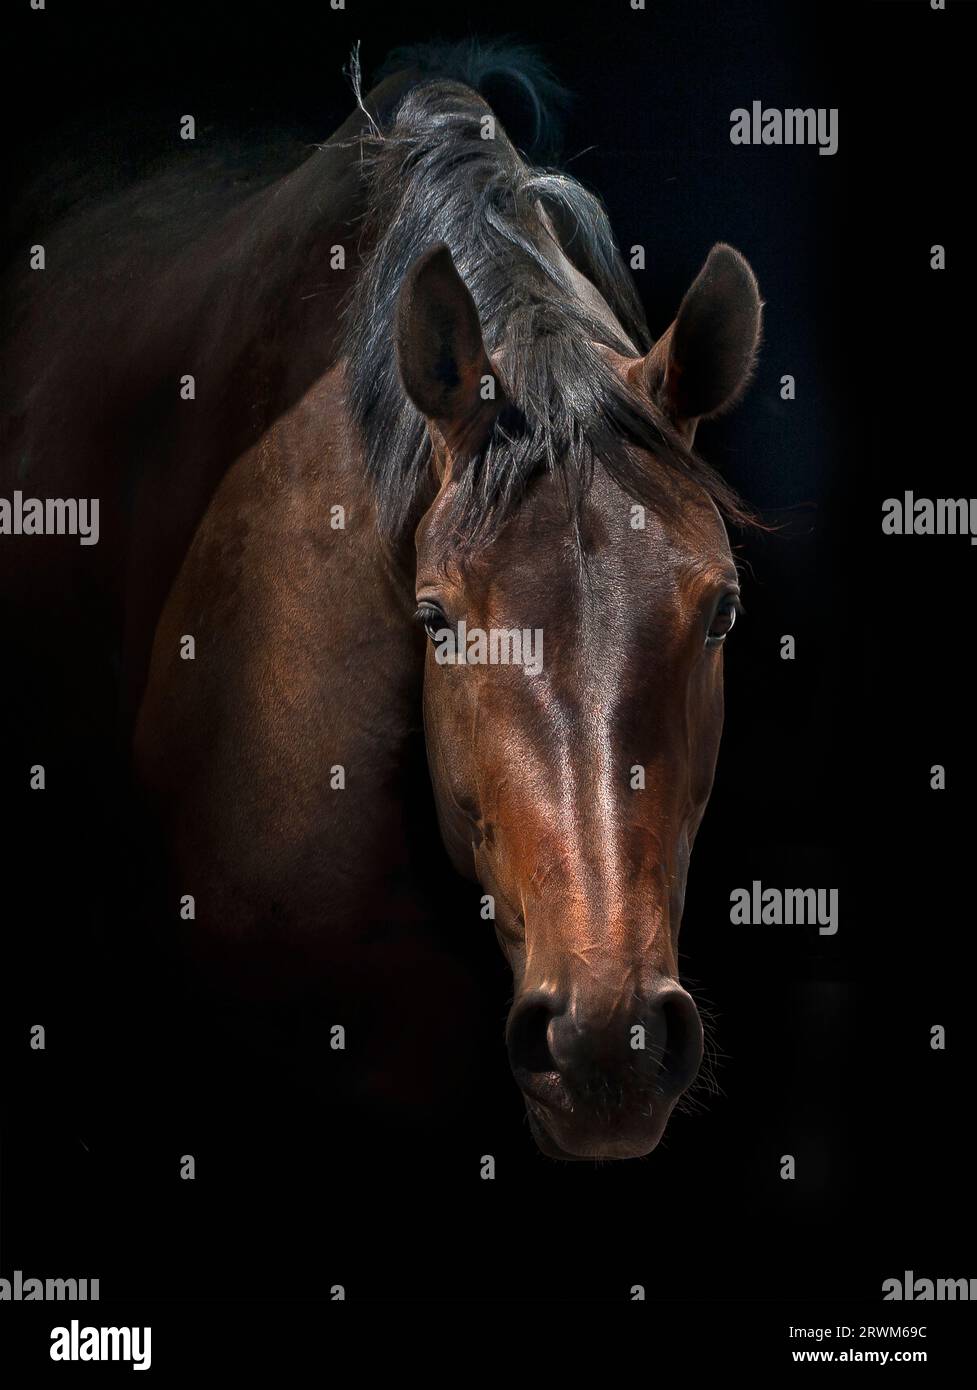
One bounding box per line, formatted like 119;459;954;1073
3;41;762;1160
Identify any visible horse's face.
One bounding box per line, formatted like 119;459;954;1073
397;242;761;1159
414;465;737;1159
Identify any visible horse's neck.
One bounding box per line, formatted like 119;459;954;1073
133;81;444;949
134;361;430;945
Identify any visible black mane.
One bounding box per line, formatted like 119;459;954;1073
342;42;752;544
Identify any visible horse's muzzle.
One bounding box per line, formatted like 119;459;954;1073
506;977;704;1159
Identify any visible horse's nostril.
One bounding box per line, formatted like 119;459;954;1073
509;981;703;1106
507;995;560;1075
508;980;703;1116
656;989;704;1098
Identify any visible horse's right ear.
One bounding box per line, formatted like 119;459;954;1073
395;244;504;462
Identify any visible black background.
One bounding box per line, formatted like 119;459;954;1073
1;0;973;1359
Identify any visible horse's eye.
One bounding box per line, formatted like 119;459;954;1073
415;602;448;641
707;598;739;644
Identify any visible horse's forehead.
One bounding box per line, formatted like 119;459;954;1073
461;466;732;588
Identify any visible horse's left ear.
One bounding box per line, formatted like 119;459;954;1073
395;243;504;462
631;243;762;440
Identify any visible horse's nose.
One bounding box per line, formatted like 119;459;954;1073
507;979;703;1102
